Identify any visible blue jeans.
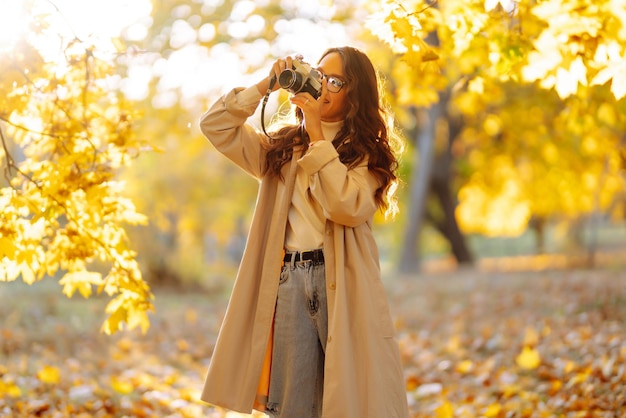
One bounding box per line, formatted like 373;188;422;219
266;252;328;418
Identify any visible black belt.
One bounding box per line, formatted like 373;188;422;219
283;249;324;263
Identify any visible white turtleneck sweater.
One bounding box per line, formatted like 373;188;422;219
284;120;343;251
233;85;343;251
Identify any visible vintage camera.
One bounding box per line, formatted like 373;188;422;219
278;57;323;99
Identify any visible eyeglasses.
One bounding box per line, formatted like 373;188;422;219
313;69;346;93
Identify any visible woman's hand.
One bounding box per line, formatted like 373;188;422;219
255;55;326;143
290;92;325;143
255;56;294;95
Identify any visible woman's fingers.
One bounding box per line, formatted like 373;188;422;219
270;56;294;81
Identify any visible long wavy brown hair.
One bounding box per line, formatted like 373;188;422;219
262;46;401;218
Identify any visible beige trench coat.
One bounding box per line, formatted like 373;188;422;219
199;87;409;418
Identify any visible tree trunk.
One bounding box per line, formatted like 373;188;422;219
529;216;546;254
428;176;473;264
398;103;442;274
431;103;473;266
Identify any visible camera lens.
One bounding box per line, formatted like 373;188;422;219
278;69;303;92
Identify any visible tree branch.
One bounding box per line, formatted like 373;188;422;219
0;124;29;185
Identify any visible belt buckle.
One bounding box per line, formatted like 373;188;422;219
301;250;312;262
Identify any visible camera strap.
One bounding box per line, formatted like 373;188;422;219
261;75;276;139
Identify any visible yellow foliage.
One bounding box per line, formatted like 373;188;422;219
365;0;444;106
596;102;617;125
0;9;154;334
554;57;588;99
37;366;61;384
102;289;153;335
516;346;541;370
456;359;473;374
368;0;626;238
59;271;103;298
0;259;19;282
591;50;626;99
0;379;22;397
110;376;134;395
483;114;502;137
484;403;502;417
520;0;626;100
456;175;531;237
568;371;591;386
435;400;454;418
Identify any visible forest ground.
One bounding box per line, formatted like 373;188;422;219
1;261;624;417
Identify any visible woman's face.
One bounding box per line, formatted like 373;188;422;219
317;52;349;122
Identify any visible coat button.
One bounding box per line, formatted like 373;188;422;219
329;283;336;290
327;335;332;343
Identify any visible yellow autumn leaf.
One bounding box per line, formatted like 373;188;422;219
549;380;563;394
0;258;20;282
435;400;454;418
389;14;415;46
101;286;153;334
568;370;591;386
59;271;104;298
365;7;406;53
502;383;520;397
422;49;440;62
608;65;626;100
125;304;152;334
111;376;134;395
516;346;541;370
456;359;473;374
0;380;22;397
522;40;562;82
555;57;587;99
19;261;36;285
37;365;61;384
590;40;626;100
0;236;17;258
102;302;128;335
178;387;202;402
484;403;502;417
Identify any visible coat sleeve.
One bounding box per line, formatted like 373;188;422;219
298;141;379;227
199;87;266;179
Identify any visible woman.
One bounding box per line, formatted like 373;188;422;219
199;46;409;418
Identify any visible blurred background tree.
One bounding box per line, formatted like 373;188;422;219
1;0;625;332
366;0;626;271
0;0;155;333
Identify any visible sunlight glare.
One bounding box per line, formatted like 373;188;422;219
48;0;152;41
485;0;517;13
0;0;151;58
0;0;27;52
